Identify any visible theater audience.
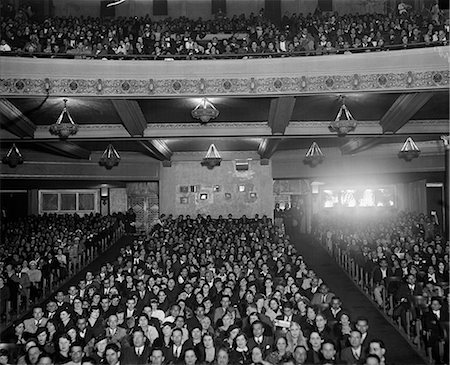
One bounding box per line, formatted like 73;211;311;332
0;4;448;59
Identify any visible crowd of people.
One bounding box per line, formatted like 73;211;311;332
315;210;449;364
0;3;448;58
0;213;120;321
0;213;391;365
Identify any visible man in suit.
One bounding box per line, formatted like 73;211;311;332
65;342;84;365
125;296;138;320
422;297;449;364
393;274;422;330
340;330;366;365
105;314;128;347
372;259;391;308
213;295;233;325
76;317;94;347
248;320;274;358
23;305;47;335
121;329;152;365
311;283;335;309
135;280;151;314
275;301;301;333
355;317;373;353
163;328;188;365
303;277;321;300
323;296;345;326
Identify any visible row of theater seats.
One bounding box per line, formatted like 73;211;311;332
1;214;388;365
316;212;449;364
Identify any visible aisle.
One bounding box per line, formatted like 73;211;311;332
294;235;426;365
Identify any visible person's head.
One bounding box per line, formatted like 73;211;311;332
289;321;302;339
276;336;288;353
95;336;108;354
105;343;120;365
315;314;327;329
250;346;264;363
36;355;54;365
321;341;336;360
293;346;307;365
33;306;44;320
184;349;197;365
365;354;381;365
36;327;48;345
150;348;165;365
309;332;323;350
235;332;247;349
171;328;183;346
107;314;118;329
331;297;342;309
70;343;84;363
349;330;362;348
132;329;146;347
356;317;369;334
216;348;229;365
430;297;442;311
369;339;386;360
27;346;42;365
252;321;264;337
58;334;71;353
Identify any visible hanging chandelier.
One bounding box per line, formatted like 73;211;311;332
329;95;357;137
201;144;222;169
49;99;79;139
2;144;24;168
99;144;121;169
398;137;420;161
304;142;324;167
191;98;219;124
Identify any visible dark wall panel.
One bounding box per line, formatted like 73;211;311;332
153;0;168;16
212;0;227;14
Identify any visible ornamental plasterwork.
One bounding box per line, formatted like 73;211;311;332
149;122;268;129
0;70;447;97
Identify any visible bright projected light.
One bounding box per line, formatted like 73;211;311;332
321;186;395;208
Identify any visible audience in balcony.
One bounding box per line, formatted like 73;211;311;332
0;4;448;59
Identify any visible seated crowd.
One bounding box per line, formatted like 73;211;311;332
1;214;388;365
0;3;448;58
0;213;120;320
315;211;449;364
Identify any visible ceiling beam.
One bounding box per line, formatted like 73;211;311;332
139;140;172;161
380;92;434;134
268;97;296;135
35;141;91;159
258;138;282;159
341;92;434;154
111;100;147;137
30;119;448;140
0;98;36;138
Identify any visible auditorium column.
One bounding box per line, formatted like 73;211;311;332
442;135;449;240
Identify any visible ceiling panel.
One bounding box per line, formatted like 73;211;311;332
9;98;123;125
139;97;272;123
